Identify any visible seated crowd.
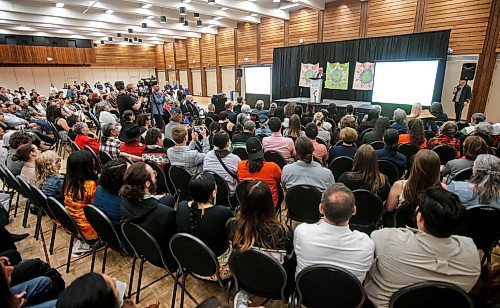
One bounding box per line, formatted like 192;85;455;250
0;81;499;308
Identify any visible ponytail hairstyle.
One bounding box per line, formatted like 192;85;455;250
188;172;216;232
470;154;500;205
212;131;231;159
295;137;314;164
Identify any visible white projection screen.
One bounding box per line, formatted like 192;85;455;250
245;66;271;95
372;60;439;106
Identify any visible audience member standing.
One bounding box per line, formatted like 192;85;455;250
115;81;141;117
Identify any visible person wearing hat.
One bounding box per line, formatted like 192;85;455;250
165;107;182;140
203;131;241;196
167;125;209;175
74;122;100;154
119;123;146;160
237;137;282;208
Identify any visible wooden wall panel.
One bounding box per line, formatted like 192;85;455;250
237;22;258;65
187;38;201;68
164;43;175;69
94;45;157;67
156;44;165;70
218;27;235;66
174;39;188;69
497;33;500;52
201;34;216;67
260;17;285;64
424;0;492;54
289;8;319;45
323;0;361;42
367;0;418;37
0;45;95;65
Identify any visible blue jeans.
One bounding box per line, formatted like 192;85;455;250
11;276;54;307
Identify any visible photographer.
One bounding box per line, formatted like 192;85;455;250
115;81;142;117
150;84;167;130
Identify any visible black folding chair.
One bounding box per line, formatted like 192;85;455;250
169;233;226;308
370;141;385;150
424;130;436;141
389;281;473;308
457;205;500;264
447;167;473;184
84;146;102;172
350;189;384;235
285;185;321;225
30;185;54;242
432;144;456;166
206;171;231;208
229;248;290;305
378;160;400;185
397;143;419;166
393;204;416;228
168;166;192;204
121;222;174;304
16;176;36;229
264;150;287;169
204;117;214;131
46;197;95;273
84;205;123;273
295;265;365;308
328;156;353;181
99;150;113;166
48;121;70;158
1;165;22;216
145;160;170;195
232;147;248;160
163;137;176;149
69;138;81;152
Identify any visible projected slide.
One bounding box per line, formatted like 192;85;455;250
372;60;439;106
245;66;271;95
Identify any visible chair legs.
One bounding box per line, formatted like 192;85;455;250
180;272;187;308
135;258;145;304
127;255;137;299
34;208;44;240
66;234;75;273
22;200;30;228
171;269;181;308
102;243;109;273
90;241;98;272
49;223;57;255
13;192;20;217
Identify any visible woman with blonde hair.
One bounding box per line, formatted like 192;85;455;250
314;112;331;147
35;150;64;202
407;102;422;120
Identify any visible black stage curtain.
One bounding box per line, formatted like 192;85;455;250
272;30;451;105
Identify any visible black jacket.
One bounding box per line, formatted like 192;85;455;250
452;84;472;103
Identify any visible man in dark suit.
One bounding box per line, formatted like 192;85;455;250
225;101;237;124
452;79;472;122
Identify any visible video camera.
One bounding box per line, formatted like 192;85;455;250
137;76;158;97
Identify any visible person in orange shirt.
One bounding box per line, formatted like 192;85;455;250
398;118;427;149
63;150;99;256
237;137;282;207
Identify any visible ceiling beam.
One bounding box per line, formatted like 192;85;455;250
296;0;325;11
204;0;289;20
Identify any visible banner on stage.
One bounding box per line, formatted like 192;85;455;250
325;62;349;90
299;63;319;87
353;62;375;90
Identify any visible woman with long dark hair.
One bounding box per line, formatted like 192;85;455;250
338;144;390;201
176;172;233;280
64;151;99;254
357;108;379;135
237;137;282;207
398;118;427;149
361;117;389;144
283;114;304;141
376;129;407;173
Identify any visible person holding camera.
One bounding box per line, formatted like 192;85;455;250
452;79;472;122
151;84;167;130
115;81;142;117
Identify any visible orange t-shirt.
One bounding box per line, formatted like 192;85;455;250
237;160;282;206
398;134;427;149
64;180;98;240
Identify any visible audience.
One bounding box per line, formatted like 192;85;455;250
313;112;331;147
390;108;408;131
119;123;146;160
7;131;33;176
283;114;304;141
176;172;233;280
205;103;219;122
35;150;64;202
100;123;122;159
376;129;407;172
441;135;488;179
142;128;169;167
407;102;422;121
231;120;256;149
218;111;234;137
427;121;460;156
364;187;481;308
448;154;500;208
429;101;449;122
357;109;379;135
262;117;295;163
338;145;390;202
73;122;100;153
281;137;334;192
167;125;209;175
329;127;358;160
361;117;389;144
294;183;374;281
237;137;282;207
305;122;328;164
461;112;486;136
14;143;40;184
398;118;427;149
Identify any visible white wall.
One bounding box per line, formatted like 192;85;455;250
157;70;166;87
168;70;176;83
191;69;202;96
206;68;217;96
0;67;155;96
221;66;235;98
179;70;188;89
484;58;500;123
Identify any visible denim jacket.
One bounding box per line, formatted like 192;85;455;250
42;176;64;202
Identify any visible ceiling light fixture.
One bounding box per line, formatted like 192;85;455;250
213;16;222;20
197;20;202;27
142;22;147;28
117;33;122;37
194;12;200;19
100;40;105;44
105;10;114;14
124;37;128;41
55;2;64;8
273;0;280;2
208;0;215;5
108;37;113;41
138;38;143;42
179;16;185;23
141;3;152;9
134;37;138;41
280;3;300;9
160;15;167;23
250;13;258;17
128;28;133;33
248;0;256;2
182;0;191;3
146;15;154;19
179;7;187;15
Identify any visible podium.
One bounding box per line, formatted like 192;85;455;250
309;77;323;104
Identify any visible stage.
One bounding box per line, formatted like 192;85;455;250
274;97;378;114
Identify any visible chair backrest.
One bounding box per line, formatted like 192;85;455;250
206;171;231;207
424;130;436;141
121;222;170;269
432;144;456;165
2;165;21;191
169;233;219;279
47;122;61;143
370;141;385;150
449;167;473;184
296;265;366;308
328;156;353;181
144;160;170;194
232;147;248;160
316;138;327;146
393;204;416;228
359;128;373;140
229;248;287;301
389;281;474;308
397;143;419;164
16;175;34;201
350;189;384;235
456;205;500;256
30;185;56;220
264;150;287;169
46;197;83;240
235;180;253;206
84;205;121;248
204;117;214;130
285;185;321;223
163;137;176;149
168;165;192;201
99;151;113;166
378;160;400;185
69;139;81;152
84;146;101;171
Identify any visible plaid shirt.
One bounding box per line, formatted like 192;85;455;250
167;140;210;175
427;135;460;158
100;137;122;159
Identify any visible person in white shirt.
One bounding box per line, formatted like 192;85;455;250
294;183;374;282
98;105;118;127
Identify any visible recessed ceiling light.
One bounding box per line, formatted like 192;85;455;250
179;7;187;16
105;10;114;14
128;28;133;33
160;16;167;23
194;12;200;19
250;13;258;17
280;3;300;9
141;3;152;9
208;0;215;5
197;20;202;27
55;2;64;8
142;22;148;28
184;20;189;26
146;15;154;19
213;16;222;20
117;33;122;37
182;0;191;3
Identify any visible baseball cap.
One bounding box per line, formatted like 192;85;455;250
246;137;264;160
170;107;182;114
